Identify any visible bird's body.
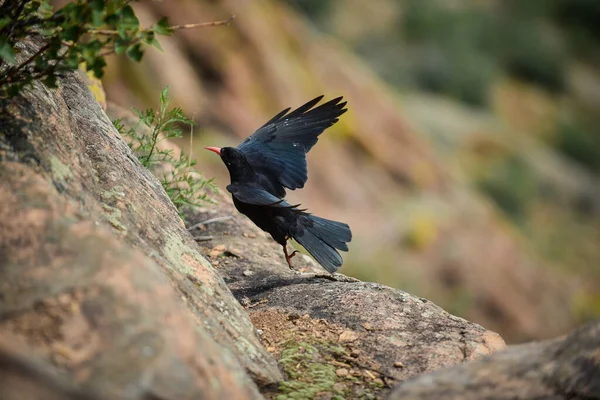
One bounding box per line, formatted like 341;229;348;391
205;96;352;273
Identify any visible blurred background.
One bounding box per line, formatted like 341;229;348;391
101;0;600;343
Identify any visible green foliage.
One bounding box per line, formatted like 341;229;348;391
477;156;536;223
556;117;600;173
275;338;382;399
115;87;217;215
500;20;565;92
287;0;333;22
0;0;173;96
400;0;567;103
298;0;577;106
277;341;342;400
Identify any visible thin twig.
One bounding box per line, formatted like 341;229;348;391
90;15;236;36
170;15;236;31
1;42;50;84
93;15;236;58
189;111;195;164
88;29;122;35
193;235;213;242
187;216;233;231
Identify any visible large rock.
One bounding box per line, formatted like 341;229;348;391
0;43;279;399
0;338;102;400
387;320;600;399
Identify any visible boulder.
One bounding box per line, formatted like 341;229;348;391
387;320;600;400
0;43;278;399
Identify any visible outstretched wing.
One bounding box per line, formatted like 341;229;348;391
226;184;306;212
237;96;347;197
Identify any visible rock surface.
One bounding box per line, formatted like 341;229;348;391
388;320;600;400
0;338;102;400
188;195;505;398
0;46;277;398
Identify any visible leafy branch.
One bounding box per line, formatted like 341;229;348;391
115;86;217;215
0;0;234;96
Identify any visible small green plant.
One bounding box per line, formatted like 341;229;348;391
0;0;233;96
277;341;342;399
114;87;217;215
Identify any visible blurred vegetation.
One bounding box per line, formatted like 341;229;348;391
292;0;600;102
477;156;535;224
556;113;600;173
291;0;600;164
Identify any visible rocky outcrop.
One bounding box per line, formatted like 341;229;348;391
189;196;504;398
0;48;276;398
388;320;600;400
0;338;102;400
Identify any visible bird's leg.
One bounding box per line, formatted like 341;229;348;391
282;242;299;270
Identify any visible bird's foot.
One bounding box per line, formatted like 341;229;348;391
287;252;310;274
285;250;299;269
283;245;299;270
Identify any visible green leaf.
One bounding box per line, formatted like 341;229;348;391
89;57;107;78
64;52;80;69
38;1;54;18
57;2;77;20
87;39;103;52
45;41;61;59
0;39;16;64
153;17;173;36
34;55;49;70
6;84;21;98
104;12;119;25
82;45;97;65
0;17;11;30
91;9;104;27
113;118;125;133
160;86;170;109
132;107;143;118
43;75;58;89
90;0;105;12
24;0;42;14
61;25;81;42
150;37;163;51
119;5;139;31
143;31;155;44
114;38;129;55
36;27;55;37
126;43;143;62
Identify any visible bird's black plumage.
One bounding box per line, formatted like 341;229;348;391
206;96;352;273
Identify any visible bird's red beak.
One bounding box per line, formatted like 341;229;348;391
204;146;222;156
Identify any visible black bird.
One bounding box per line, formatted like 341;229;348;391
205;96;352;273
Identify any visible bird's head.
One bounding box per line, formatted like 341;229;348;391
205;146;253;182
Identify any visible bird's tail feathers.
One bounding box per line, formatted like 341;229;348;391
293;215;352;273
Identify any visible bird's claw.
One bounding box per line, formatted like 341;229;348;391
285;251;298;269
283;246;299;270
